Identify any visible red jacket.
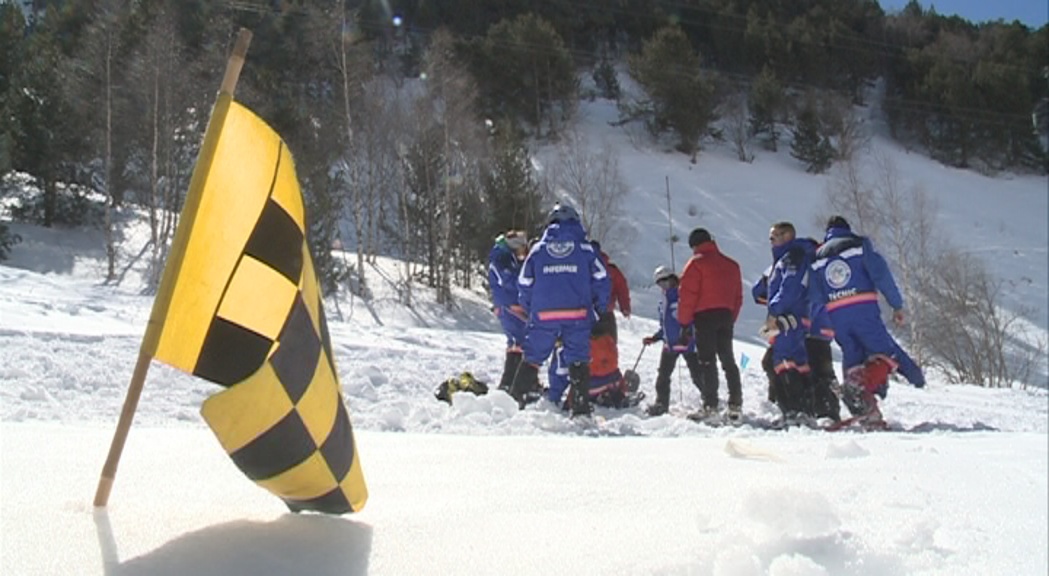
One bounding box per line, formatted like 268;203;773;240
676;241;743;325
606;260;631;316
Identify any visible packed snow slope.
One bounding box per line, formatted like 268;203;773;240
555;97;1048;375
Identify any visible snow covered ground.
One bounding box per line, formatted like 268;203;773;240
1;92;1047;574
2;243;1047;575
3;424;1046;575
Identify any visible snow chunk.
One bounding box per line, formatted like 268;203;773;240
712;545;762;576
363;365;388;387
744;489;841;539
450;390;518;425
725;438;783;462
825;440;870;459
768;553;830;576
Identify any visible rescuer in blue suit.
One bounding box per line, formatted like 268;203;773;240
508;203;610;416
809;216;925;423
487;230;529;393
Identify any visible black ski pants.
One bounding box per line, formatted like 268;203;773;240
652;348;703;406
691;308;742;408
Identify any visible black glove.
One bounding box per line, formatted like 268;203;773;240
677;325;693;346
774;314;798;332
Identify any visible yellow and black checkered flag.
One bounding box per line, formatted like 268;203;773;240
141;93;367;514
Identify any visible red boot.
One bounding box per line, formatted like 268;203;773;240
861;354;896;396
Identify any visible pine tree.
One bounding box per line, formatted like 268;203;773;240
5;5;89;227
791;97;835;173
592;57;620;101
475;13;577;137
0;223;20;261
482;120;543;242
749;65;784;151
628;25;717;158
0;4;25;173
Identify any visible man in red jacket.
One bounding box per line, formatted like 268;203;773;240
676;228;744;422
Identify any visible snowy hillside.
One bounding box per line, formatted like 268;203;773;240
551;97;1049;381
1;95;1047;575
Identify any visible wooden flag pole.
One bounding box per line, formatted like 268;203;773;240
93;28;253;508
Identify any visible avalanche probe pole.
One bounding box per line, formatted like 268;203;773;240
665;175;682;404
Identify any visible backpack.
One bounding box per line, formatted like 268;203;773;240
434;372;490;404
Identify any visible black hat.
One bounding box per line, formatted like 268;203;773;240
826;215;851;231
688;228;712;247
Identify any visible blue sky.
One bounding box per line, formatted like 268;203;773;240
879;0;1047;27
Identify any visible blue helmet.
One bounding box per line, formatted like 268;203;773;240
548;203;580;223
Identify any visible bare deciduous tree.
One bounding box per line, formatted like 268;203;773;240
823;152;1044;387
920;249;1045;387
545;132;630;251
820;92;870;164
721;91;754;163
76;0;123;282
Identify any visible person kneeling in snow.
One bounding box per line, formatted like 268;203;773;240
548;332;641;411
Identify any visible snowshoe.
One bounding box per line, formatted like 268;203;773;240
622;390;646;407
645;402;668;417
687;406;723;427
825;401;886;432
784;412;820;430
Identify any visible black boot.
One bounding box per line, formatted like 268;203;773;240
762;347;777;403
775;369;809;419
568;362;591;417
723;362;743;410
498;351;523;392
648;350;676;416
508;362;539;409
812;375;841;421
697;360;719;410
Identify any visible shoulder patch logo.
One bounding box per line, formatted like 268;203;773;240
825;260;851;290
546;241;575;259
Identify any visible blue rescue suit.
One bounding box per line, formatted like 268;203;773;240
808;227;925;387
767;238;814;372
487;239;526;350
518;220;610;367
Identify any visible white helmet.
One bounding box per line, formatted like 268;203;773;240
504;231;527;251
653;265;675;283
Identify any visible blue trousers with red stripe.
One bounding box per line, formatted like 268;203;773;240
830;306;925;387
496;306;527;349
524;319;591;367
771;325;808;371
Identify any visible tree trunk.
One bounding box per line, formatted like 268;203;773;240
104;29;117;282
149;61;161;289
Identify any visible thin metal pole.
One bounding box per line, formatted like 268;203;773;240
665;175;675;272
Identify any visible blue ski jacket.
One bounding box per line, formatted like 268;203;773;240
809;227;904;316
768;237;814;321
518;220;610;323
751;265;772;305
488;238;522;309
651;285;694;353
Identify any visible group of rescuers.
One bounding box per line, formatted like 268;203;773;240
487;202;924;425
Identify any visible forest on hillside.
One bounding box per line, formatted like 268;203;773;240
1;0;1047;300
